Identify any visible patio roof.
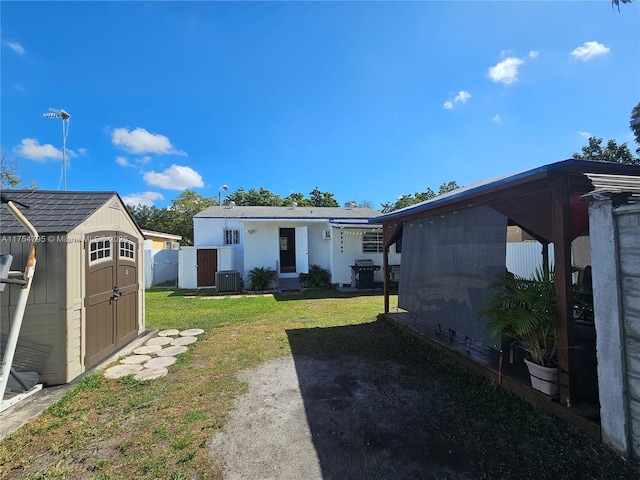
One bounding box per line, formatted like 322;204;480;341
372;159;640;225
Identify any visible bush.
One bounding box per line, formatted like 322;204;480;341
299;264;331;288
247;267;277;291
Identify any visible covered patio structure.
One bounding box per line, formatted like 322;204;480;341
372;159;640;437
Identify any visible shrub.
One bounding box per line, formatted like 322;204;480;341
299;264;331;288
247;267;277;291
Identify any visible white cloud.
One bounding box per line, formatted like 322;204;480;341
492;114;501;123
137;155;152;164
528;50;539;59
116;156;131;167
111;127;186;155
122;191;165;208
577;131;591;139
15;138;79;161
488;57;525;85
143;164;204;190
15;138;62;161
6;41;25;55
571;41;610;62
443;90;471;109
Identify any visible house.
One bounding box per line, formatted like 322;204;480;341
0;191;145;391
179;203;401;291
372;159;640;449
141;229;181;289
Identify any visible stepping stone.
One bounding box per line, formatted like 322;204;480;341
145;356;176;369
134;367;168;381
133;345;162;355
120;355;152;364
180;328;204;337
158;329;179;337
171;336;197;346
146;337;173;346
156;345;188;357
104;364;143;379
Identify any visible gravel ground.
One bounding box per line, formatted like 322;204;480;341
209;354;471;480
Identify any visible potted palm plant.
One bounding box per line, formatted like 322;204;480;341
479;267;559;395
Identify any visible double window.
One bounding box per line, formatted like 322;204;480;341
224;229;240;245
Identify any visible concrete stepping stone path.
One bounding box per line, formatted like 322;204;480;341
103;328;204;380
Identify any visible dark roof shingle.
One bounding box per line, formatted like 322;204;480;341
0;190;119;235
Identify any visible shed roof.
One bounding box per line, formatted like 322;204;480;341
195;205;380;221
0;190;134;235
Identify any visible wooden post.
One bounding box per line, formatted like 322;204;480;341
551;176;575;407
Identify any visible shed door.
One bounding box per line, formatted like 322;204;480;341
197;249;217;287
85;232;139;368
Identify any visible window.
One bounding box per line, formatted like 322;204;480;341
164;241;180;250
363;231;383;253
224;229;240;245
89;238;112;264
120;239;135;260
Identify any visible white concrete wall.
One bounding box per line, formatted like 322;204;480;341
331;227;401;286
587;195;640;459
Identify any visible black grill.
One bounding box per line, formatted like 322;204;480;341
350;259;381;289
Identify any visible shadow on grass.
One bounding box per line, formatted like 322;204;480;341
285;320;640;480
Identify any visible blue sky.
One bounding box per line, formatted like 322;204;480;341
2;1;638;210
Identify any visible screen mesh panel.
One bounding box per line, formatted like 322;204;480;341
398;205;507;348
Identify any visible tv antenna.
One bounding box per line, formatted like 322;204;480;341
42;108;71;190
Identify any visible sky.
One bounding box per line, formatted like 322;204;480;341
2;1;639;211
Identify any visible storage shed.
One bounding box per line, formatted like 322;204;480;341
0;191;145;387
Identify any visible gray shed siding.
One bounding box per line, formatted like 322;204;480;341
1;237;66;385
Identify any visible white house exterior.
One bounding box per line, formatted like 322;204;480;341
179;204;401;290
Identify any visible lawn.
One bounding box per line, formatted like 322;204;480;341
0;289;638;479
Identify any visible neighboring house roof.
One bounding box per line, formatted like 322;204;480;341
195;205;381;222
372;159;640;223
0;190;140;235
141;229;182;241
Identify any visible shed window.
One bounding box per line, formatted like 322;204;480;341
224;229;240;245
120;239;135;260
363;231;383;253
89;238;112;264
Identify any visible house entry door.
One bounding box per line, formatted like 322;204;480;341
279;228;296;273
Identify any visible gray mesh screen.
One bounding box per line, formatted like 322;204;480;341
398;205;507;348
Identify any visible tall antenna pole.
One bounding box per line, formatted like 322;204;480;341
43;108;71;190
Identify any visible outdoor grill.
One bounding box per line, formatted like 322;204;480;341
350;259;381;289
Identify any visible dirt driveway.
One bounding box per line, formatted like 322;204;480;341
210;354;471;479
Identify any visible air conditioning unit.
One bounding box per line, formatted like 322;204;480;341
322;230;332;240
215;270;240;292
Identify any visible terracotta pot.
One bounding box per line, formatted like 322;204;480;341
524;358;559;396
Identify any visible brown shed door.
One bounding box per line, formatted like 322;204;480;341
85;232;139;368
197;249;217;287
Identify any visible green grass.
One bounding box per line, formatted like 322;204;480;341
0;289;638;479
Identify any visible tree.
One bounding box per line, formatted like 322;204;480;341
381;181;461;213
127;190;215;246
226;187;283;206
308;187;339;207
169;190;216;245
631;101;640;156
1;150;21;188
612;0;633;11
572;136;639;165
